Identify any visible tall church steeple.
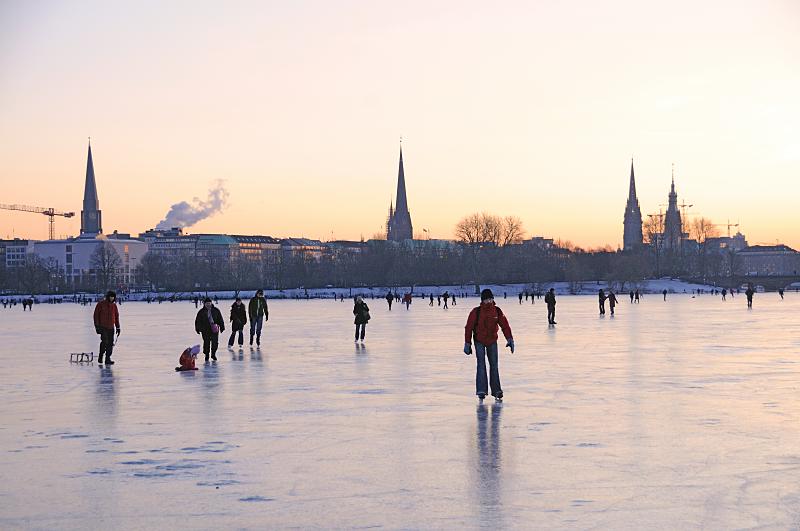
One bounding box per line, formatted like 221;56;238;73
386;142;413;241
663;165;682;250
623;158;643;250
80;139;102;237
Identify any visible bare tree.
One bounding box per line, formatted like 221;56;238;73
455;212;525;247
14;255;51;295
455;213;484;244
691;217;720;281
90;242;122;292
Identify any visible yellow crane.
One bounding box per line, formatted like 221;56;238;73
0;203;75;240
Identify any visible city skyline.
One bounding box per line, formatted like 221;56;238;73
1;1;798;248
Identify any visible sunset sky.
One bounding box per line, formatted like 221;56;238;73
1;0;798;249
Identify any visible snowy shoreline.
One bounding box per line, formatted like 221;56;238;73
8;279;735;302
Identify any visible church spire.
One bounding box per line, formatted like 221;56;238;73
395;144;409;214
80;139;102;237
622;158;643;250
386;140;413;241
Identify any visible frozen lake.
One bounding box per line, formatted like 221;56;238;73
1;293;799;529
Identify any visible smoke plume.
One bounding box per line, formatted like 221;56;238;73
156;180;230;229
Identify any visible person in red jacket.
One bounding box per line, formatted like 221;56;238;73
463;288;514;402
93;290;121;365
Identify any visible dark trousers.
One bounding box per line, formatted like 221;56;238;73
475;341;502;397
599;302;605;314
201;331;219;357
355;323;366;340
547;306;556;323
98;327;115;361
228;325;244;346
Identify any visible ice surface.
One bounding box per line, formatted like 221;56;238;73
1;293;800;529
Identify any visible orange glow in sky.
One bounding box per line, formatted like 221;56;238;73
1;1;799;249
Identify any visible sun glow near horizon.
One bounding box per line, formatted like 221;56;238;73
1;0;798;249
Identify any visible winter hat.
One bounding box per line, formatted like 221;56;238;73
190;345;201;356
203;297;212;303
105;290;116;299
480;288;494;301
256;289;264;296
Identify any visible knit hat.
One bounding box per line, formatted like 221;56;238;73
480;288;494;301
105;290;116;299
203;297;212;303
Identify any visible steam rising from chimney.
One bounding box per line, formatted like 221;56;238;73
156;180;229;230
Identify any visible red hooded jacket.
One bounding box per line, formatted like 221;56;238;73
464;302;512;345
93;300;120;330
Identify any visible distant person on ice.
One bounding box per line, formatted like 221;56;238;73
662;289;668;301
629;290;634;303
463;289;514;402
518;292;523;305
429;294;434;306
635;289;640;303
745;284;755;308
385;291;393;311
443;291;450;309
353;296;370;343
248;290;269;346
608;290;618;316
93;290;121;365
545;288;557;324
195;297;224;361
228;297;247;348
402;292;412;310
598;289;606;315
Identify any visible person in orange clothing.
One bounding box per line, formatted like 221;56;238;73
93;290;121;365
175;345;201;371
463;289;514;402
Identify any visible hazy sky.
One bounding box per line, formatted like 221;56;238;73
1;0;798;248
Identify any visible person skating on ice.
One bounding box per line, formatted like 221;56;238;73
195;297;225;362
463;289;514;403
385;291;393;311
608;290;618;316
545;288;557;324
353;296;370;343
93;290;121;365
248;289;269;346
598;289;606;315
228;297;247;348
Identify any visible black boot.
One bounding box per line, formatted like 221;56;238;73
98;354;104;364
105;357;115;365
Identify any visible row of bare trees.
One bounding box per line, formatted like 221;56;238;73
454;213;525;247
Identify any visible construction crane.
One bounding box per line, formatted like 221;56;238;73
0;204;75;240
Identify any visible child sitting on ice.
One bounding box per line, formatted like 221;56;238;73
175;345;201;371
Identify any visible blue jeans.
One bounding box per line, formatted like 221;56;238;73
250;317;264;344
475;341;502;397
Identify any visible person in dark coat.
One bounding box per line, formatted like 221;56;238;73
93;290;121;365
353;295;370;342
662;289;668;301
745;284;755;308
248;289;269;346
608;290;618;316
464;288;514;402
545;288;557;324
228;297;247;348
598;289;606;315
195;297;225;361
385;291;393;310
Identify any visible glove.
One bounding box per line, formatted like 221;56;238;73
464;342;472;355
506;339;515;354
116;328;121;336
95;326;101;334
